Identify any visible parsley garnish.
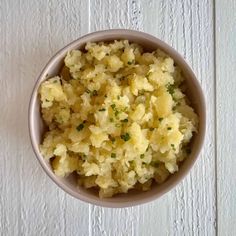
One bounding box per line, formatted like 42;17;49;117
171;144;176;151
76;123;84;131
140;154;145;159
114;110;119;116
85;88;91;94
159;118;163;122
149;127;154;131
99;108;106;112
121;118;128;123
167;127;172;130
111;153;116;158
111;104;116;110
121;133;130;141
166;83;175;95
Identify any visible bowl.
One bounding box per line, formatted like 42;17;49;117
28;29;206;208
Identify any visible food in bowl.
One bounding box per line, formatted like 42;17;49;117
39;40;198;198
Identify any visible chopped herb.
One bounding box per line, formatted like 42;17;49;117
85;88;91;94
121;133;130;141
167;127;172;130
140;154;145;159
117;95;120;100
115;123;121;127
76;123;84;131
151;162;160;168
186;148;191;154
171;144;176;151
166;83;175;95
92;90;98;96
111;153;116;158
127;60;134;65
149;127;154;131
123;107;128;112
114;110;119;116
111;104;116;110
159;118;163;122
45;99;49;102
109;118;114;122
146;145;150;152
121;118;128;123
139;89;145;95
53;80;57;83
99;108;106;112
104;95;108;98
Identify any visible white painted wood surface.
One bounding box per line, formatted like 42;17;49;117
216;1;236;235
0;0;234;235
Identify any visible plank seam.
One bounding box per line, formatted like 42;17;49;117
213;0;218;235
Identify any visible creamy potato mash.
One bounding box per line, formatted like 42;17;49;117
39;40;198;197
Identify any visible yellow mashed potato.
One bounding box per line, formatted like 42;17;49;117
39;40;198;198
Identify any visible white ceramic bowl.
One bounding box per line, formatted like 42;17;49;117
29;29;206;208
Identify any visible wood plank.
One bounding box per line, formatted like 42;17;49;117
89;0;143;235
215;0;236;235
140;1;216;235
0;0;90;235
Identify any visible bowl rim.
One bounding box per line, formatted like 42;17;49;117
28;29;206;208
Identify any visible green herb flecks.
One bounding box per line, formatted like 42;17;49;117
166;83;175;95
140;154;145;159
85;88;91;94
167;127;172;130
159;117;164;122
121;133;131;141
111;153;116;158
111;104;116;110
76;123;84;131
121;118;128;123
127;60;134;65
99;108;106;112
171;144;176;151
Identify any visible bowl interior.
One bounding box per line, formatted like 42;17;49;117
29;30;205;207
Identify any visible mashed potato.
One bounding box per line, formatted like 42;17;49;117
39;40;198;198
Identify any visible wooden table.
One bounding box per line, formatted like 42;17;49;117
0;0;235;235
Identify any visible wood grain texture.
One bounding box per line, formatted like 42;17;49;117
0;0;90;235
89;1;142;235
216;1;236;235
0;0;227;235
90;1;216;236
140;1;217;235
